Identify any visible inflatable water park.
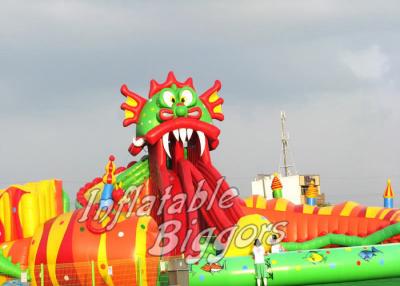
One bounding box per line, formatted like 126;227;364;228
1;72;400;285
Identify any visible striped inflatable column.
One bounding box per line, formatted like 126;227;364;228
306;180;318;206
100;155;117;209
271;173;283;199
384;179;394;208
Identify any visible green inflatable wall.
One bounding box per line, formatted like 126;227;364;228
189;243;400;285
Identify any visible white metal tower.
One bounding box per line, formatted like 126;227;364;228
280;111;297;176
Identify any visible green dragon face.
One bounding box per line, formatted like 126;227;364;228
120;72;224;157
136;84;212;137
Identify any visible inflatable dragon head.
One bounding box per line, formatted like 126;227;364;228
120;71;224;158
119;73;244;257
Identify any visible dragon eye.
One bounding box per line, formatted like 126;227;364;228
162;90;176;107
180;89;194;106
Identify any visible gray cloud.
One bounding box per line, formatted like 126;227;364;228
1;0;399;208
341;45;390;80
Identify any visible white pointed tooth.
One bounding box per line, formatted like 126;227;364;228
187;129;193;141
133;137;145;147
173;129;180;141
197;131;206;157
179;128;187;144
162;133;171;158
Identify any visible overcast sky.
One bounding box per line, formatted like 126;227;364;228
1;0;399;207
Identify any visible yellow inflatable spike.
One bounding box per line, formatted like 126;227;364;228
102;155;116;185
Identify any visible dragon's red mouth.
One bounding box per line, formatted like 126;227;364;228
144;118;220;159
